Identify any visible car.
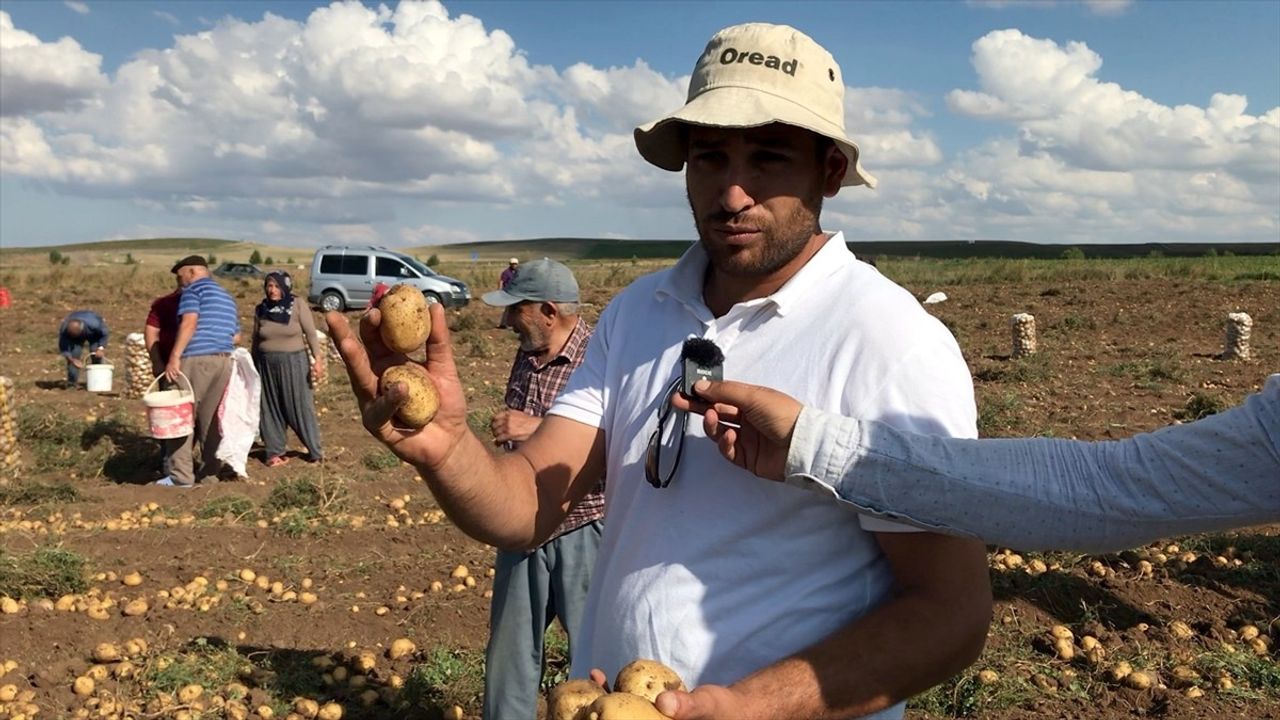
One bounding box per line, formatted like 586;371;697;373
212;262;266;279
307;246;470;312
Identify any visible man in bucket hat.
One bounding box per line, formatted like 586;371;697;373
479;259;606;720
330;23;988;719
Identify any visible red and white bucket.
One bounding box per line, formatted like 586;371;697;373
143;373;194;439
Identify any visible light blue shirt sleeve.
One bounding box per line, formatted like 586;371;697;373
784;375;1280;553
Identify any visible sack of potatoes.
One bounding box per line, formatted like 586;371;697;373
548;659;685;720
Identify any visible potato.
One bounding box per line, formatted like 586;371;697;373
379;284;431;354
380;364;440;428
585;692;672;720
613;659;686;704
547;679;607;720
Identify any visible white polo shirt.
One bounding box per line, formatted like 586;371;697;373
551;233;976;712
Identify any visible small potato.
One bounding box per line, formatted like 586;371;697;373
547;679;606;720
381;364;440;428
585;692;672;720
613;659;686;704
379;284;431;354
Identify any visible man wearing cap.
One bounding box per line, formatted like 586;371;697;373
331;22;988;720
500;257;520;289
57;310;109;389
479;258;605;720
160;255;240;487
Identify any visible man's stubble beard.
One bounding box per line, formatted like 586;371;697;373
689;192;824;278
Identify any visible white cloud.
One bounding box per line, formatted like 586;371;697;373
1;6;1274;247
400;223;482;246
937;28;1279;241
0;11;107;116
946;29;1280;175
153;10;180;26
63;1;89;15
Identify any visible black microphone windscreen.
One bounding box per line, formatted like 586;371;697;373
680;338;724;368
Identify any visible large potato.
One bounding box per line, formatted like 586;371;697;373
547;679;607;720
584;692;672;720
378;283;431;354
380;363;440;428
613;659;686;704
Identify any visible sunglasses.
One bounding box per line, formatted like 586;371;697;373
644;377;688;488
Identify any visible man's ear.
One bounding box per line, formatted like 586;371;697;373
539;301;557;319
823;145;848;197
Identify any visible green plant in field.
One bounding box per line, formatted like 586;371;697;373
0;482;81;506
1194;649;1280;700
404;646;486;711
977;392;1023;436
427;253;440;266
467;334;496;359
250;249;263;264
1103;354;1186;389
143;637;252;697
196;495;256;520
361;449;401;471
540;623;571;691
208;253;217;264
1060;246;1086;260
264;478;324;513
48;250;62;264
1175;392;1225;421
265;256;275;265
975;353;1051;385
0;546;88;599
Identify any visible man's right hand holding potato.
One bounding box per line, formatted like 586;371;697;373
326;302;469;472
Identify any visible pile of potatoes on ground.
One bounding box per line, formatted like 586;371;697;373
548;659;686;720
376;284;440;429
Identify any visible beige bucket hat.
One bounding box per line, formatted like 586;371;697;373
635;23;876;188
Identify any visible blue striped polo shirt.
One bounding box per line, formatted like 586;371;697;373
179;277;239;356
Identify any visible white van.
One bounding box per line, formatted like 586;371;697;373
307;245;470;312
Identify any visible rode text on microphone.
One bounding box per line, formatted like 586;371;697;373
680;338;724;400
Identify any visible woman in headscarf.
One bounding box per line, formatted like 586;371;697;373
251;271;324;467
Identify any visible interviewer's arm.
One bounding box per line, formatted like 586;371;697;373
787;375;1280;552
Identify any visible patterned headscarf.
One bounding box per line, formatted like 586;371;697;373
257;271;295;324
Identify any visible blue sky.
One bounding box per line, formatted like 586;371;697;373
2;0;1277;248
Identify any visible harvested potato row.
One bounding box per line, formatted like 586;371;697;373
380;364;440;429
0;376;18;479
123;332;152;399
379;283;431;354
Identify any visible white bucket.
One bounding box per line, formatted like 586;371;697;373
143;373;194;439
85;364;114;393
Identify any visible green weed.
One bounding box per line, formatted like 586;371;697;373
0;546;88;599
404;646;485;710
196;495;256;520
361;449;401;471
0;481;81;506
977;392;1023;437
144;637;251;697
1175;392;1226;421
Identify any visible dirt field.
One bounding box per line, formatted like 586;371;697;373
0;252;1277;720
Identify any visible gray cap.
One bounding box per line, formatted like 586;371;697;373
481;257;579;306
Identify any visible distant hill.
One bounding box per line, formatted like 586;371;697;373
2;237;236;254
3;236;1275;263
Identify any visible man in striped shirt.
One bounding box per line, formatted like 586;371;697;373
479;258;604;720
160;255;240;487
